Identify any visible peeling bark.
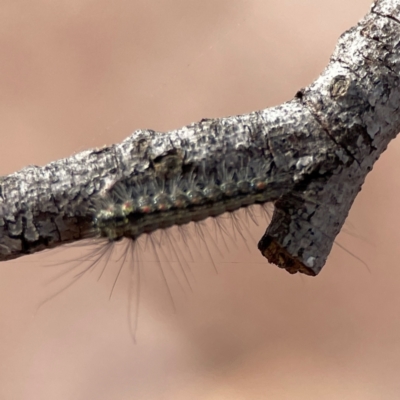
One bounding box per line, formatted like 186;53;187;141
1;0;399;276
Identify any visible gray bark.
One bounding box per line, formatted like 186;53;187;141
0;0;399;276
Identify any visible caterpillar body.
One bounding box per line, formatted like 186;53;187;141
92;156;273;243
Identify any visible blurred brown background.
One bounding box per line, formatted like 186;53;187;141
1;0;399;399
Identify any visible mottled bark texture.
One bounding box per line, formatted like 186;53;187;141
1;0;399;276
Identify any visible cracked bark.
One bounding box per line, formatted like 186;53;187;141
1;0;400;276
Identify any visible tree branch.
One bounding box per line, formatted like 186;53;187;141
1;0;399;276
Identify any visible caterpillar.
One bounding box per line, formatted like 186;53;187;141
36;155;276;340
39;154;367;342
92;156;272;243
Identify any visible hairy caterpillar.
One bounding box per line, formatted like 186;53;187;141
93;156;272;242
39;154;367;341
36;155;276;338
